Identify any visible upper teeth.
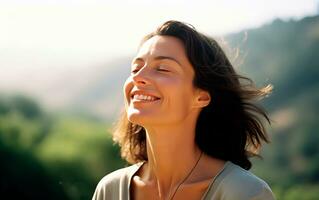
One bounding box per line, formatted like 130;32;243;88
133;94;157;101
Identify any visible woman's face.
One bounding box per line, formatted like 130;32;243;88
124;35;204;127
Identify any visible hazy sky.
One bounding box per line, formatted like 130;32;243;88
1;0;318;71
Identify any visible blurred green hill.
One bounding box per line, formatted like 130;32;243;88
227;15;319;111
0;15;319;199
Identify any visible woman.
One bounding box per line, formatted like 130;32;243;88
93;20;275;200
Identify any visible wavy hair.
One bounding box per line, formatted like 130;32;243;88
112;20;272;170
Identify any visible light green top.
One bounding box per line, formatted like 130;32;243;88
92;161;275;200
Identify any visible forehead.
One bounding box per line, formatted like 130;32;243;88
137;35;187;60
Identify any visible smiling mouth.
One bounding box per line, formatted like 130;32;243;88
131;94;161;102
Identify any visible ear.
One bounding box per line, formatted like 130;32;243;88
193;89;211;108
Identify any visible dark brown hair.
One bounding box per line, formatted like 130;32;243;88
113;20;272;170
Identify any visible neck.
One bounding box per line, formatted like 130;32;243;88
143;118;202;198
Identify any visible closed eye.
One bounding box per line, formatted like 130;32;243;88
157;69;170;72
157;66;170;72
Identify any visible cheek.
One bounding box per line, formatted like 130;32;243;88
173;83;196;108
166;77;193;95
164;79;194;106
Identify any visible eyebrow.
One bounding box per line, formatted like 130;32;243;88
133;56;182;67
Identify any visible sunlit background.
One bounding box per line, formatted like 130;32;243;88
1;0;319;199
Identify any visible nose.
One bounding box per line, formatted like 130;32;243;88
132;66;150;86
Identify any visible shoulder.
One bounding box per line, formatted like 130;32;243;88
92;163;143;200
95;166;129;189
212;162;275;200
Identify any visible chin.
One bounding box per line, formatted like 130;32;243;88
127;111;147;125
127;113;160;127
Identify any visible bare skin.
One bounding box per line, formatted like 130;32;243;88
130;153;226;200
124;35;226;200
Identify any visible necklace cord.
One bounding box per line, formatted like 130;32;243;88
168;150;203;200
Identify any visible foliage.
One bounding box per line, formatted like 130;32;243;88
0;139;68;200
0;94;126;200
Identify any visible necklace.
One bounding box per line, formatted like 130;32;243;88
167;150;203;200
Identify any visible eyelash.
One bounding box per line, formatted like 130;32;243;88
157;67;170;72
131;66;170;73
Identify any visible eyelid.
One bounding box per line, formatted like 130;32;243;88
157;66;170;72
130;63;173;74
